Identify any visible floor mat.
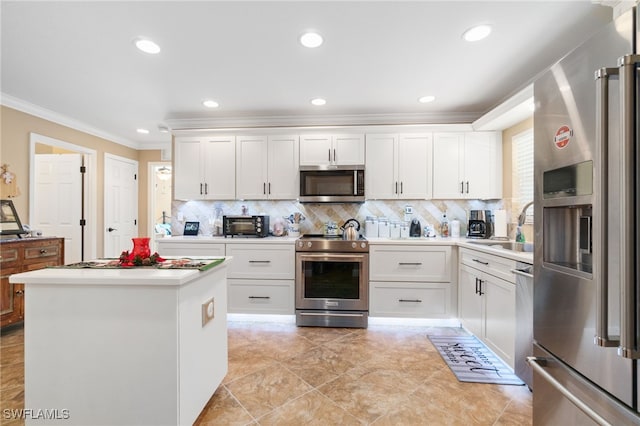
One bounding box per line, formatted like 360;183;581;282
428;335;525;385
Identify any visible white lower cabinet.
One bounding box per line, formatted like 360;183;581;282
156;241;226;257
226;243;295;314
458;248;516;368
369;244;456;318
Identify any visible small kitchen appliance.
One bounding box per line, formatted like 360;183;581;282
299;165;365;203
341;218;360;240
467;210;493;239
223;215;269;238
409;218;421;237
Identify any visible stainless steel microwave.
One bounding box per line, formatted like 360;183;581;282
299;165;365;203
223;215;269;238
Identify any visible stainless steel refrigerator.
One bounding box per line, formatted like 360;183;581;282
532;7;640;425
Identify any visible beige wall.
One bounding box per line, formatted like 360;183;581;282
1;106;161;257
502;116;534;241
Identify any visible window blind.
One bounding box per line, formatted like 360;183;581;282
513;129;534;223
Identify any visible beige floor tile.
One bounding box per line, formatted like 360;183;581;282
195;385;255;426
285;346;355;387
226;362;314;419
258;390;363;426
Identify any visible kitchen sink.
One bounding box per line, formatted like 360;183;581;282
466;240;534;253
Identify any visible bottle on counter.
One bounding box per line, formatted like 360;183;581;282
441;212;449;238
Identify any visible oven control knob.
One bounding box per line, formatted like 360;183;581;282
361;242;366;249
297;241;303;248
351;242;356;248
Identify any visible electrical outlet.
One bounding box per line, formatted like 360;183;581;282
177;212;184;222
404;205;413;215
202;298;215;327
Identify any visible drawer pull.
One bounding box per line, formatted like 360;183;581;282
39;249;48;254
472;259;489;265
15;290;24;296
248;260;271;264
398;262;422;266
248;296;271;300
399;299;422;303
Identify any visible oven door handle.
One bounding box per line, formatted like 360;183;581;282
297;253;368;262
299;312;366;318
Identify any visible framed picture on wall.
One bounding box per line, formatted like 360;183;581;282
1;199;27;236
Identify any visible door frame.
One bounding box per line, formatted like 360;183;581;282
147;161;172;243
29;133;97;260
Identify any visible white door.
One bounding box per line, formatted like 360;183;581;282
432;133;464;199
398;134;432;199
33;154;83;264
332;134;365;165
202;136;236;200
236;135;268;200
464;132;502;199
299;135;332;166
104;155;138;258
174;137;204;200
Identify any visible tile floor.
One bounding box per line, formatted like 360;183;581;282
1;320;532;425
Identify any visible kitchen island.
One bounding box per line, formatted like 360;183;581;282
9;258;230;425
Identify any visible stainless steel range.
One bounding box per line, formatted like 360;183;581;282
295;234;369;328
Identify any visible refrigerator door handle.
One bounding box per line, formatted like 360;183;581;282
527;357;613;426
593;67;619;348
617;55;640;359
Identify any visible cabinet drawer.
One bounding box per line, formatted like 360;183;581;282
370;245;451;282
156;242;225;257
228;279;294;314
459;248;516;283
24;243;61;263
0;248;19;265
226;244;294;279
370;281;451;318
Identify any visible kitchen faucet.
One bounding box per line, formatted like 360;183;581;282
516;201;533;242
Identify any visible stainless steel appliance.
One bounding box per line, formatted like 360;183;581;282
467;209;493;239
299;165;365;203
530;8;640;425
295;234;369;328
513;262;534;389
223;215;269;238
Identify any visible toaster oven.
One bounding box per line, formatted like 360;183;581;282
223;215;269;238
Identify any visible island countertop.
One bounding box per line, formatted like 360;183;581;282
9;256;231;286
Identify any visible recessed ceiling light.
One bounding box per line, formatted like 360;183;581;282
311;98;326;106
300;32;323;48
158;125;170;133
462;24;492;42
137;128;149;134
203;100;219;108
418;96;436;103
134;37;161;54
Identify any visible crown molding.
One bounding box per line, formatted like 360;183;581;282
0;93;147;150
165;111;480;132
472;85;533;131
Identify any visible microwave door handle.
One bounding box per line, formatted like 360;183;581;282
617;55;639;358
594;67;619;348
354;170;357;195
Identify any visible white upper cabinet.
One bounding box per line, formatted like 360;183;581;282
299;134;365;166
432;131;502;199
174;135;236;200
236;135;299;200
366;133;432;199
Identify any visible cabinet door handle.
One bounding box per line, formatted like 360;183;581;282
472;259;489;265
399;299;422;303
263;182;266;194
268;182;271;195
461;181;464;193
478;279;484;296
400;181;403;194
333;148;336;162
15;290;24;296
248;296;271;300
466;181;469;193
205;183;208;195
328;149;331;162
249;260;271;263
200;183;203;195
39;249;48;254
395;182;398;194
398;262;422;266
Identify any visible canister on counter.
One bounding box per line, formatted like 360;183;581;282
400;221;410;239
390;221;401;239
451;220;461;238
378;217;390;238
365;216;379;238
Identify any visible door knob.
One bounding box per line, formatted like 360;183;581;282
107;227;117;232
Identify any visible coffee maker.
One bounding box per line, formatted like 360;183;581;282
467;210;493;239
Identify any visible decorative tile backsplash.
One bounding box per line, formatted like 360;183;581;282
171;199;507;237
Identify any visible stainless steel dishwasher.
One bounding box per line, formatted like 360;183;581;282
513;261;534;389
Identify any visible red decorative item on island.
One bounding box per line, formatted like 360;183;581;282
119;237;164;267
131;237;151;259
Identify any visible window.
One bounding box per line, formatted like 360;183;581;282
512;129;534;223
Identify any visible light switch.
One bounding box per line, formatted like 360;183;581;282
202;297;214;326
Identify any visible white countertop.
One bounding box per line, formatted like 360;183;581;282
9;256;231;286
158;235;297;244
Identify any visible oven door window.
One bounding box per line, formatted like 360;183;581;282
302;259;361;299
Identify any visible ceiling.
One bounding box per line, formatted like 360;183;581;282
1;1;615;150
